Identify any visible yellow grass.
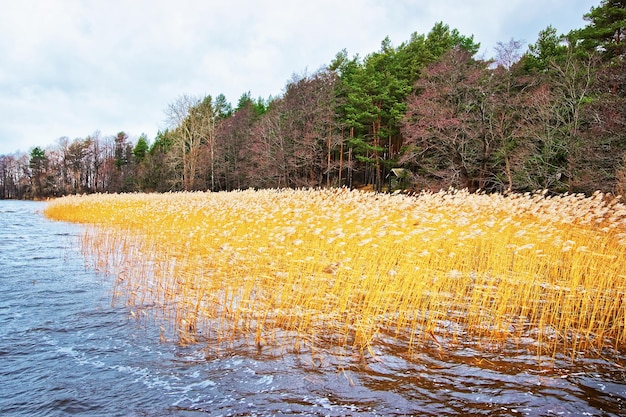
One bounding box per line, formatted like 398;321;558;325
44;188;626;360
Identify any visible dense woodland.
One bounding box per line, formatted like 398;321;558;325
2;0;625;200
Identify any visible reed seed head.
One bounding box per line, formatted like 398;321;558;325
44;188;626;361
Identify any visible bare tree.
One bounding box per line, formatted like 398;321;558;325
487;39;529;191
166;95;205;191
519;48;598;193
401;48;491;191
215;100;257;190
165;95;221;191
494;38;524;70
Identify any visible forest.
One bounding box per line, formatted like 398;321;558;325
1;0;625;200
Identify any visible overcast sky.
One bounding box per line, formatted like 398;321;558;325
0;0;595;155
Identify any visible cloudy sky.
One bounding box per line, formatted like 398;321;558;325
0;0;594;155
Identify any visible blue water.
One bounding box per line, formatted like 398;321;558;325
1;200;625;416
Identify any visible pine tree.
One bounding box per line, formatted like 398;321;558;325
573;0;626;60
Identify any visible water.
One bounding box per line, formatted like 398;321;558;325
1;200;625;416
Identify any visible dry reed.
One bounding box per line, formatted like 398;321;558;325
44;188;626;360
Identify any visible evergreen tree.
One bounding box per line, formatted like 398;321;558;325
330;22;479;190
29;147;47;198
144;130;174;192
573;0;626;60
522;26;568;73
133;134;149;163
425;21;480;59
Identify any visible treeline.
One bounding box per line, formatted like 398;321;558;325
2;0;625;199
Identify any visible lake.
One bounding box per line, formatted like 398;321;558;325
1;199;625;416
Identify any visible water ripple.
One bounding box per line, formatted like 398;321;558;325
1;200;625;416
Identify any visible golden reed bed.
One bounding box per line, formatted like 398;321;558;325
44;188;626;361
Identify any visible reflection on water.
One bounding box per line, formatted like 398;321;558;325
0;200;625;416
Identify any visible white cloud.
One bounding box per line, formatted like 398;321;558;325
0;0;594;155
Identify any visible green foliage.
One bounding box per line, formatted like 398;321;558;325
348;137;384;161
522;26;568;72
140;130;175;192
236;92;268;117
329;22;479;189
114;131;130;170
149;130;173;155
133;134;149;162
425;22;480;59
572;0;626;60
6;4;626;198
29;146;46;169
28;146;48;198
214;93;233;119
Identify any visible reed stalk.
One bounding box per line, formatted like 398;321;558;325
44;188;626;360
